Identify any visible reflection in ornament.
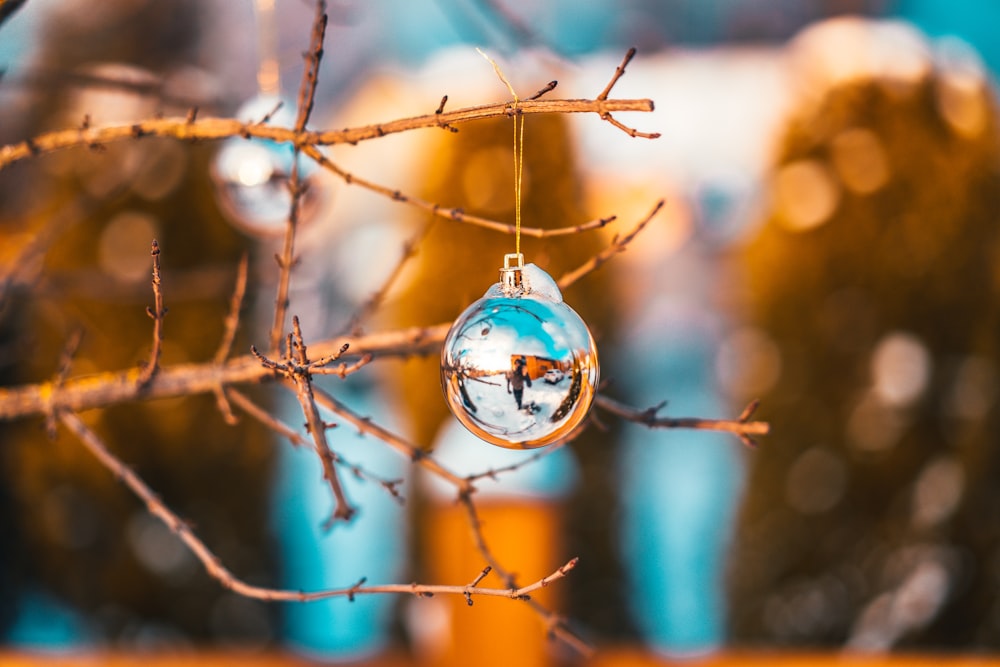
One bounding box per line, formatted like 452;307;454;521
441;256;599;449
211;95;321;237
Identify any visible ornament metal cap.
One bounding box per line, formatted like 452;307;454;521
500;253;526;296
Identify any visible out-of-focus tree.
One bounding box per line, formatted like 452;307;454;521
0;0;277;644
728;20;1000;649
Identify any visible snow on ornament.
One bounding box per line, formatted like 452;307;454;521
441;253;599;449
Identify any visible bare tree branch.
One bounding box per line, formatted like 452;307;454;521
269;168;303;353
294;0;327;133
598;46;637;101
58;409;574;602
0;323;451;421
213;253;249;364
594;395;770;446
225;387;400;504
457;493;593;656
310;384;470;491
594;47;660;139
0;98;655;172
137;240;165;387
252;317;356;525
44;327;84;439
269;1;329;353
557;199;663;290
0;25;764;658
301;144;616;238
342;224;431;336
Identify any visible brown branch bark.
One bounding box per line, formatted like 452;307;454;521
136;240;165;387
269;168;303;353
598;47;637;101
58;409;573;603
0;323;451;421
293;0;327;133
302;145;617;238
252;317;356;525
0;203;691;432
268;0;329;353
226;387;404;504
557;199;663;290
310;384;470;491
213;253;249;364
0;98;654;172
595;47;661;139
457;493;593;656
594;394;770;446
342;225;430;336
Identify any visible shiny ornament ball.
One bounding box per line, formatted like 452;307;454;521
441;259;599;449
211;95;321;237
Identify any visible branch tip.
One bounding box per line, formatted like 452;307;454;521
528;80;558;100
739;398;761;422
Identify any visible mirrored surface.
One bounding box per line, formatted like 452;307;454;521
441;290;599;449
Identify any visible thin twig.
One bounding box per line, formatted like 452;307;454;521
301;342;349;370
594;394;770;446
458;493;516;588
269;188;300;354
457;493;592;656
601;115;661;140
598;47;637;101
254;317;356;526
0;98;655;172
557;199;664;291
269;134;307;355
58;409;573;602
464;566;492;606
214;253;249;364
225;387;305;447
44;327;84;439
137;240;165;387
294;0;327;133
434;95;457;132
310;385;470;491
342;223;432;336
301;145;616;238
225;387;405;504
595;47;660;139
308;353;374;377
463;441;566;484
54;328;84;386
528;80;558;100
212;385;239;426
270;2;327;352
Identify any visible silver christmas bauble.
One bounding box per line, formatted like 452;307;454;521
441;256;599;449
211;95;320;237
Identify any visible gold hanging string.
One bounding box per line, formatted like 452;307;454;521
477;49;525;257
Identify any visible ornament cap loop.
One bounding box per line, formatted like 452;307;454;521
500;253;526;296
